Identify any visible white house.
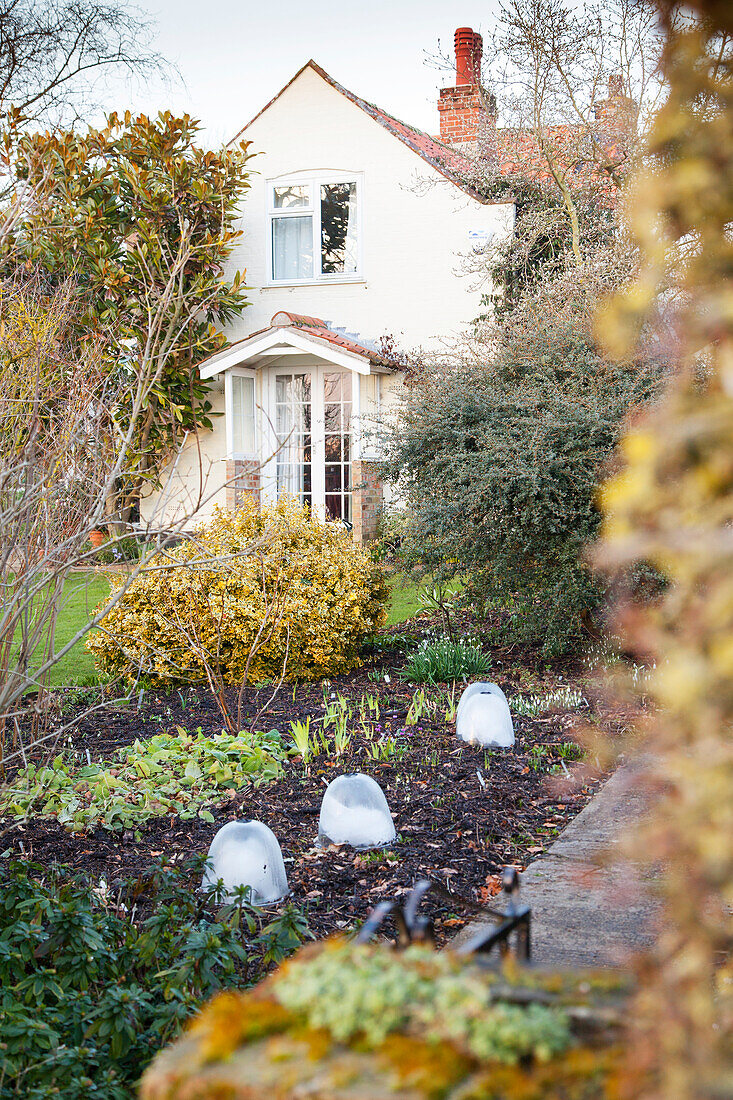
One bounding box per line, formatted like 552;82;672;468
140;28;515;542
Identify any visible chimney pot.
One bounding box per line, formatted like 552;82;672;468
608;74;624;98
438;26;490;145
454;26;482;86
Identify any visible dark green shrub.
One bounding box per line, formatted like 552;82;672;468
381;268;664;656
0;858;310;1099
94;536;143;564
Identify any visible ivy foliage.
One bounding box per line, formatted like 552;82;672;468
0;726;288;832
88;498;388;685
0;858;310;1100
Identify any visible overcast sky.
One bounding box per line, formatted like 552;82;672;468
100;0;502;146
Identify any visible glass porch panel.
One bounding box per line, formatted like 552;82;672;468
323;371;352;522
232;375;255;454
275;374;312;507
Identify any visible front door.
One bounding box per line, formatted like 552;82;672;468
266;366;354;523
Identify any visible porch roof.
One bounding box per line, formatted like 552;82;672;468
198;312;399;380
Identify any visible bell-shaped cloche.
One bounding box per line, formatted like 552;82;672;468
456;684;515;748
201;819;289;904
318;773;396;849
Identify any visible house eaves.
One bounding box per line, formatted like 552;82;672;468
229;59;505;206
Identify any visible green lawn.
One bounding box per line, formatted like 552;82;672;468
385;574;423;625
13;570;426;687
29;572;112;687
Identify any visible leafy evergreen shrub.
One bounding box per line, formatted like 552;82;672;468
0;858;310;1099
88;499;387;685
381;272;663;655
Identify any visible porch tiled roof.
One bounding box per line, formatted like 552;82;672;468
269;311;396;367
197;313;399;377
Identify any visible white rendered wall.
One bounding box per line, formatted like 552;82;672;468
139;385;228;529
229;65;514;351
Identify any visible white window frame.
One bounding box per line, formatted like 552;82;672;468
266;170;364;286
225;368;258;459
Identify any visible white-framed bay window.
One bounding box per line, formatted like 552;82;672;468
226;369;257;457
268;171;362;284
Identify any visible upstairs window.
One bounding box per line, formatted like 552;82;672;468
269;175;360;283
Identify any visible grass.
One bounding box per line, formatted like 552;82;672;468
384;575;424;625
11;572;111;688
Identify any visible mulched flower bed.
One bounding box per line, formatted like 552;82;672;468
2;619;623;945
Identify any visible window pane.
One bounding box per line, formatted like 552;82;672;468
323;371;352;524
321;182;357;274
273;184;311;209
272;215;313;280
275;373;312;508
232;375;255;454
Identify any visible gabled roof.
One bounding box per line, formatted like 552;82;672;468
230;59;500;205
198;312;397;380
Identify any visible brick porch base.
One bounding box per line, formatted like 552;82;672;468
351;460;383;543
225;459;261;511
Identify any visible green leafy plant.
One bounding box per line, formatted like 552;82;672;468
405;687;431;725
363;631;414;654
0;726;287;832
331;714;352;757
358;693;381;724
442;683;458;723
289;716;316;765
0;858;310;1099
365;735;403;762
402;635;491;684
418;581;461;641
527;743;554;773
557;740;584;762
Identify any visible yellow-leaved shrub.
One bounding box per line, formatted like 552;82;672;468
87;498;387;685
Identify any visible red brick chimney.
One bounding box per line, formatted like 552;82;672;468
438;27;493;145
593;74;638;139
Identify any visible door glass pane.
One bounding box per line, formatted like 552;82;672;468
232;375;255;454
275;373;311;509
272;215;313;280
321;182;358;275
323;371;352;523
